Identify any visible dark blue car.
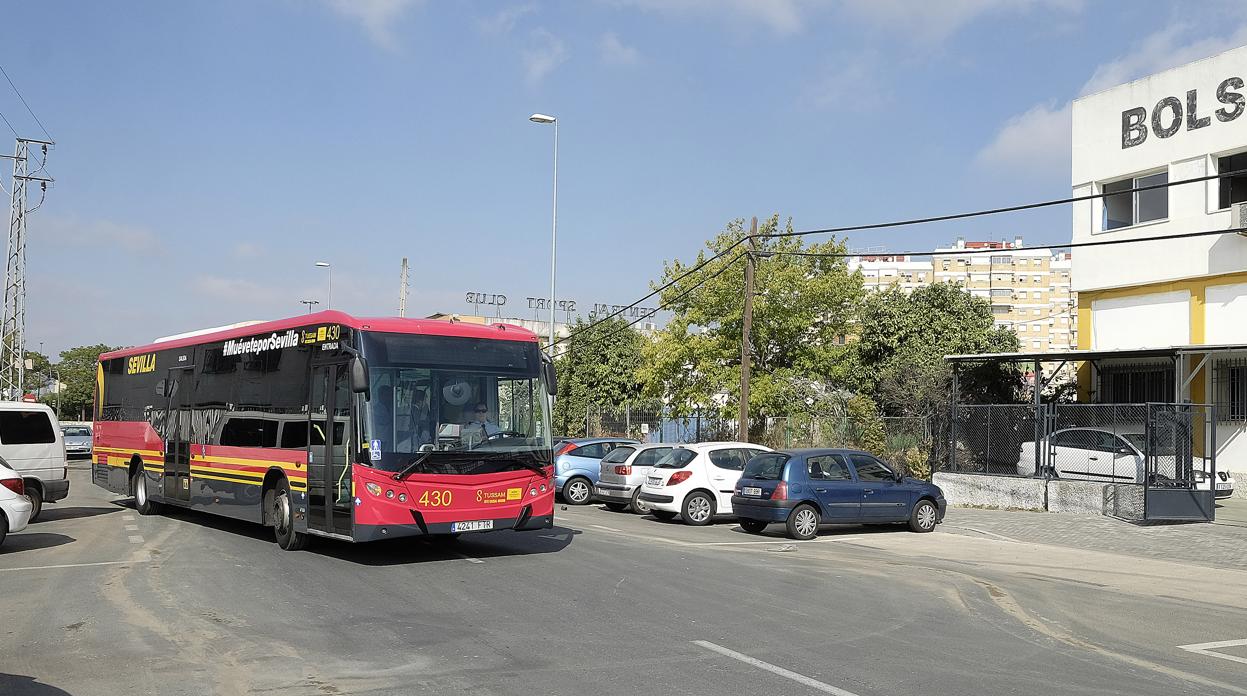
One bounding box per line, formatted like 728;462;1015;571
731;448;946;540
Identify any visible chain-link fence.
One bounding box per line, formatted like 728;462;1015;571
757;415;935;479
583;404;737;443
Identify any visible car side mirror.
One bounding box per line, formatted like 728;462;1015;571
349;356;370;397
1116;447;1132;456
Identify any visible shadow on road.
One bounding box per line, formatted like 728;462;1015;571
0;675;72;696
0;533;76;554
129;502;576;564
32;506;122;523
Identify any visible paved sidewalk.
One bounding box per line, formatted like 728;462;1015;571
941;504;1247;571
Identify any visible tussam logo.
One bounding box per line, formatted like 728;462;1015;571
222;331;300;356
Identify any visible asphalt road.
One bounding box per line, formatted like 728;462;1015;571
3;467;1246;696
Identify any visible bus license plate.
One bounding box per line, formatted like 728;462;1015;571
743;487;762;497
452;520;493;533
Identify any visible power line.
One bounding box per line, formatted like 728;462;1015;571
0;108;16;139
0;65;52;141
554;166;1247;350
562;226;1247;354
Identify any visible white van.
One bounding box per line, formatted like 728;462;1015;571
0;402;68;521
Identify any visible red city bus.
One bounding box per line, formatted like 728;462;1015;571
92;310;557;550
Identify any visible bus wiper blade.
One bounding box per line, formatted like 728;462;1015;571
394;452;433;481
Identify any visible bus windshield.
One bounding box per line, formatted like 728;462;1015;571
360;332;552;475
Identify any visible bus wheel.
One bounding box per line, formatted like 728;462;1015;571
131;469;160;516
272;479;309;551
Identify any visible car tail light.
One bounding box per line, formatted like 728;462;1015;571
1;478;23;496
667;471;692;485
555;442;578;456
771;481;787;501
615;465;630;476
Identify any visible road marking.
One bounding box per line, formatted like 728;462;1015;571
122;514;135;521
692;640;862;696
1179;639;1247;666
454;552;484;564
944;525;1019;542
590;524;622;532
0;558;153;573
128;535;144;544
125;524;139;531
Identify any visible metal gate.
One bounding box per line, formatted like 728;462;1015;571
948;401;1216;522
1143;403;1215;521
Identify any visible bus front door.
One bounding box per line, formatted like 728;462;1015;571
309;362;353;536
162;366;193;502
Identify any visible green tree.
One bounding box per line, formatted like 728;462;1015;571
23;350;51;395
641;215;862;424
852;282;1021;417
552;317;646;437
55;344;117;421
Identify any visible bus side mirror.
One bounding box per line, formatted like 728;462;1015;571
350;356;370;397
543;359;557;396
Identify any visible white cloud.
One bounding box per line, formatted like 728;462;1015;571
479;3;537;36
976;20;1247;178
599;32;640;66
608;0;804;35
975;100;1072;181
804;51;889;112
522;29;567;84
1081;23;1247;95
838;0;1083;41
36;214;164;254
323;0;420;51
191;275;288;306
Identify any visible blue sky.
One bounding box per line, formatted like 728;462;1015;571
3;0;1247;355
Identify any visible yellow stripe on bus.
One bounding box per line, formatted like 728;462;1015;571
96;446;164;458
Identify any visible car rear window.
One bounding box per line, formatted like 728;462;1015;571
634;447;673;467
653;448;697;469
601;446;636;464
0;410;56;445
63;426;91;437
742;453;789;480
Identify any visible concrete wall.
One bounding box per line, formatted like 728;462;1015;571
933;473;1046;511
934;473;1147;518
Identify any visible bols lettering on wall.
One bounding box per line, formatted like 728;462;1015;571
1122;76;1245;148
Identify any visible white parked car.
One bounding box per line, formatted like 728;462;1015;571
595;443;677;514
0;456;33;547
0;402;69;520
1018;427;1235;498
637;442;773;525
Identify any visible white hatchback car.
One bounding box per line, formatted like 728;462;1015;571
0;456;33;547
595;443;677;514
637;442;773;525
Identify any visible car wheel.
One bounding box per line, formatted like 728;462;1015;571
629;488;651;515
272;478;309;551
909;499;939;533
0;511;7;547
604;502;629;512
739;518;768;534
786;504;819;540
680;491;715;526
562;477;593;506
24;482;43;522
652;510;677;521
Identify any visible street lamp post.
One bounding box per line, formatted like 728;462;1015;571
315;262;332;309
529;113;558;356
301;299;320;314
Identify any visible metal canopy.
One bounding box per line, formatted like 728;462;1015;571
944;343;1247;364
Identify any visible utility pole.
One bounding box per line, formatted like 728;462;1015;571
398;257;409;317
1;137;53;400
739;216;757;442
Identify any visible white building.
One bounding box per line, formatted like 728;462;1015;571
847;255;932;293
1071;45;1247;491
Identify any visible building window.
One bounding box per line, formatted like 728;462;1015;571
1218;153;1247;210
1100;364;1174;402
990;288;1011;297
941;260;951;271
990;255;1012;265
1103;171;1168;230
1032;340;1041;348
991;305;1011;315
1214;361;1247;421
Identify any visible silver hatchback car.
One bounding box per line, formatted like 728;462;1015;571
596;443;676;514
